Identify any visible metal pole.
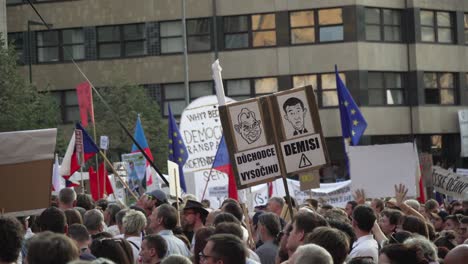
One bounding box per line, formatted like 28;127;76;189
212;0;218;59
182;0;190;105
28;22;32;84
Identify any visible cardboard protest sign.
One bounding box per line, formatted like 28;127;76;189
122;152;146;195
433;166;468;199
219;98;282;189
0;128;57;217
168;160;181;198
269;86;329;174
348;142;418;198
458;110;468;157
299;169;320;191
309;180;352;208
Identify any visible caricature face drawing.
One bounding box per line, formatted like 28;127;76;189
283;97;307;132
234;108;262;144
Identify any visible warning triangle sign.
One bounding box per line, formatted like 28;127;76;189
299;154;312;168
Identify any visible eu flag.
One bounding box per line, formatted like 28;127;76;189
168;104;188;192
336;65;367;146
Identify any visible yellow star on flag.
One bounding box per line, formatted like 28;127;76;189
352;130;356;136
178;157;183;163
344;101;349;107
180;149;184;154
169;149;173;154
350;109;356;115
168;139;173;144
173;132;178;137
178;140;182;144
353;120;359;126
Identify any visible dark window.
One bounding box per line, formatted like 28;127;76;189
190;81;213;99
97;24;146;58
187;18;212;52
424;72;455;105
368;72;405;105
289;8;343;44
7;32;24;64
420;10;454;43
162;83;187;116
52;90;80;123
36;30;59;62
365;8;401;42
224;16;249;49
62;29;85;61
226;79;251;101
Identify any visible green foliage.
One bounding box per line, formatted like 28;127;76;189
0;34;60;132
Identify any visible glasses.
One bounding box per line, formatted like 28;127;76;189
199;252;218;261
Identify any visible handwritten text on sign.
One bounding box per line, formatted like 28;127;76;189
234;145;281;186
432;166;468;199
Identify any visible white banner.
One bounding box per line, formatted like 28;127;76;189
433;166;468;199
458;110;468;157
309;180;352;208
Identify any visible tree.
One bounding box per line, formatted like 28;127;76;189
0;34;60;132
67;82;169;174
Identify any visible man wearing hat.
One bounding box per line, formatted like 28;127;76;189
137;190;168;216
183;200;208;243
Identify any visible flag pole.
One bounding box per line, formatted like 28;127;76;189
201;167;215;201
174;167;181;227
99;150;139;200
89;85;101;200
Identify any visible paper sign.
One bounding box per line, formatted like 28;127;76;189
75;129;84;166
299;169;320;191
280;134;326;173
433;166;468;199
100;135;109;150
234;145;282;186
168;160;181;198
310;180;352;208
348;142;418;198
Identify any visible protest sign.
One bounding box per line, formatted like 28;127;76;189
122;152;146;195
179;96;235;207
299;170;320;191
0;128;57;217
309;180;352;208
458;110;468;157
348;142;418;198
168;160;181;198
456;168;468;177
433;166;468;199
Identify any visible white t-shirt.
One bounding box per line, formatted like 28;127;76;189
348;234;379;262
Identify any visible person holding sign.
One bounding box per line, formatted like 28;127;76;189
282;97;308;136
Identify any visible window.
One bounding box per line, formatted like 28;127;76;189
254;77;278;95
37;30;59;62
224;16;249;49
318;8;343;42
190;81;213;99
8;33;24;64
98;24;146;58
163;83;187;116
465;13;468;44
187;18;212;52
160;21;183;54
252;14;276;47
52;90;80;123
62;29;85;61
420;10;454;43
226;79;251;101
321;73;344;107
290;11;315;44
368;72;404;105
365;8;401;41
424;72;455;105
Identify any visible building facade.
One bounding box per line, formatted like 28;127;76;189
6;0;468;178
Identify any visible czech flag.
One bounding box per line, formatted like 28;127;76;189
60;123;99;179
212;136;238;200
131;115;153;186
89;163;114;201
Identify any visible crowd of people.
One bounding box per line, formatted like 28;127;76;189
1;184;468;264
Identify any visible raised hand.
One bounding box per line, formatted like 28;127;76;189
353;189;366;204
394;183;408;207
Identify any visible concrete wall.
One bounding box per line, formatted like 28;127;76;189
0;0;6;47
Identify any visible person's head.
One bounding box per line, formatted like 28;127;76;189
27;231;79;264
399;215;428;238
327;219;356;248
149;204;177;232
277;223;293;263
39;206;68;234
206;209;221;227
267;197;284;216
287;210;328;253
371;198;384;214
202;234;246;264
424;199;439;214
59;188;77;210
76;193;95;211
434;230;457;250
257;212;281;242
428;212;444;232
139;234;167;264
347;257;375;264
214;222;243;240
282;97;307;132
122;209;146;236
444;244;468;264
234;108;262;144
213;212;241;226
379;243;428;264
84;209;105;235
201;199;211;208
142;190;168;212
404;199;420;211
104;203;122;226
67;223;91;249
444;215;460;231
304;226;350;264
305;198;319;210
386;231;413;245
74;206;86;220
457;216;468;244
345;201;358;217
183;200;208;230
90;238;134;264
221;202;243;222
0;216;24;263
404;235;437;263
379;209;403;235
65;208;83;226
352;205;375;234
449;200;463;215
289;244;333;264
115;209;128;234
160;255;192;264
323;208;349;223
96;199;109;212
193;227;215;264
